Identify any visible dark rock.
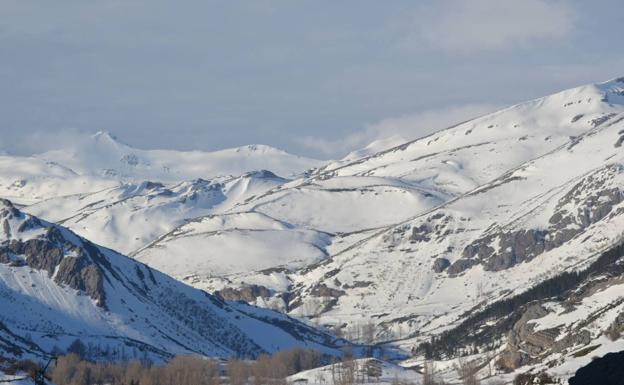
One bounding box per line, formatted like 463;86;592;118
342;281;374;289
120;154;139;166
55;252;106;308
447;259;479;275
310;283;345;299
1;224;108;308
216;284;273;303
569;350;624;385
410;224;431;242
0;248;10;263
462;235;496;259
484;229;548;271
432;258;451;273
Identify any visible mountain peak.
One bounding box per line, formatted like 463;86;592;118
90;130;129;147
232;144;288;155
92;130;117;141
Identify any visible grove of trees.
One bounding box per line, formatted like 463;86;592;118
47;347;323;385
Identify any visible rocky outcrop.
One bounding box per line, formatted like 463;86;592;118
55;252;106;308
0;213;108;308
411;224;431;242
498;304;550;370
432;258;451;273
605;310;624;339
447;258;479;275
499;303;592;371
216;284;273;303
457;165;624;274
309;283;345;299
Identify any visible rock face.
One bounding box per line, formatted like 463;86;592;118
0;223;108;308
498;304;551;370
216;284;273;303
496;270;621;372
498;302;594;371
447;258;479;275
458;165;624;274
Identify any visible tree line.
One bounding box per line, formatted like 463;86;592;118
45;347;323;385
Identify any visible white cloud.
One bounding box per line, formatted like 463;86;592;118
0;128;94;156
296;103;500;158
397;0;577;52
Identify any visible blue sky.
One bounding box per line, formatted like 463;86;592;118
1;0;623;159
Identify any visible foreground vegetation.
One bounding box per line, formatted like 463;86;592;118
46;347;323;385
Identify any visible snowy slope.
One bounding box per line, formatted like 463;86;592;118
287;78;624;338
126;174;448;299
26;171;288;255
0;155;117;206
316;80;624;195
38;131;322;182
341;135;407;163
0;199;345;363
287;358;422;385
134;211;332;278
0;373;42;385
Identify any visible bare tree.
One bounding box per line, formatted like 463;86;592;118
335;360;356;385
362;321;376;344
332;322;344;338
365;359;382;384
475;282;485;304
455;357;480;385
50;354;81;385
227;358;249;385
422;360;438;385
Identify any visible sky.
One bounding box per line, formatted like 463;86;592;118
1;0;623;159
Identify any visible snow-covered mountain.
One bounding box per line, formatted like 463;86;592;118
278;78;624;380
0;131;320;206
0;199;345;363
0;155;117;205
27;170;289;255
3;77;624;383
133;77;624;381
38;131;322;182
287;78;624;325
125;78;624;313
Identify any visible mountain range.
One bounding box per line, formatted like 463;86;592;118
2;77;624;383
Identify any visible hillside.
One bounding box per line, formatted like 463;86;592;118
0;199;344;363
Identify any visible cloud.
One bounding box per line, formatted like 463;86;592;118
396;0;577;52
0;128;95;156
295;103;500;158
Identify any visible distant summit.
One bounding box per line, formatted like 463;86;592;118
36;131;322;182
